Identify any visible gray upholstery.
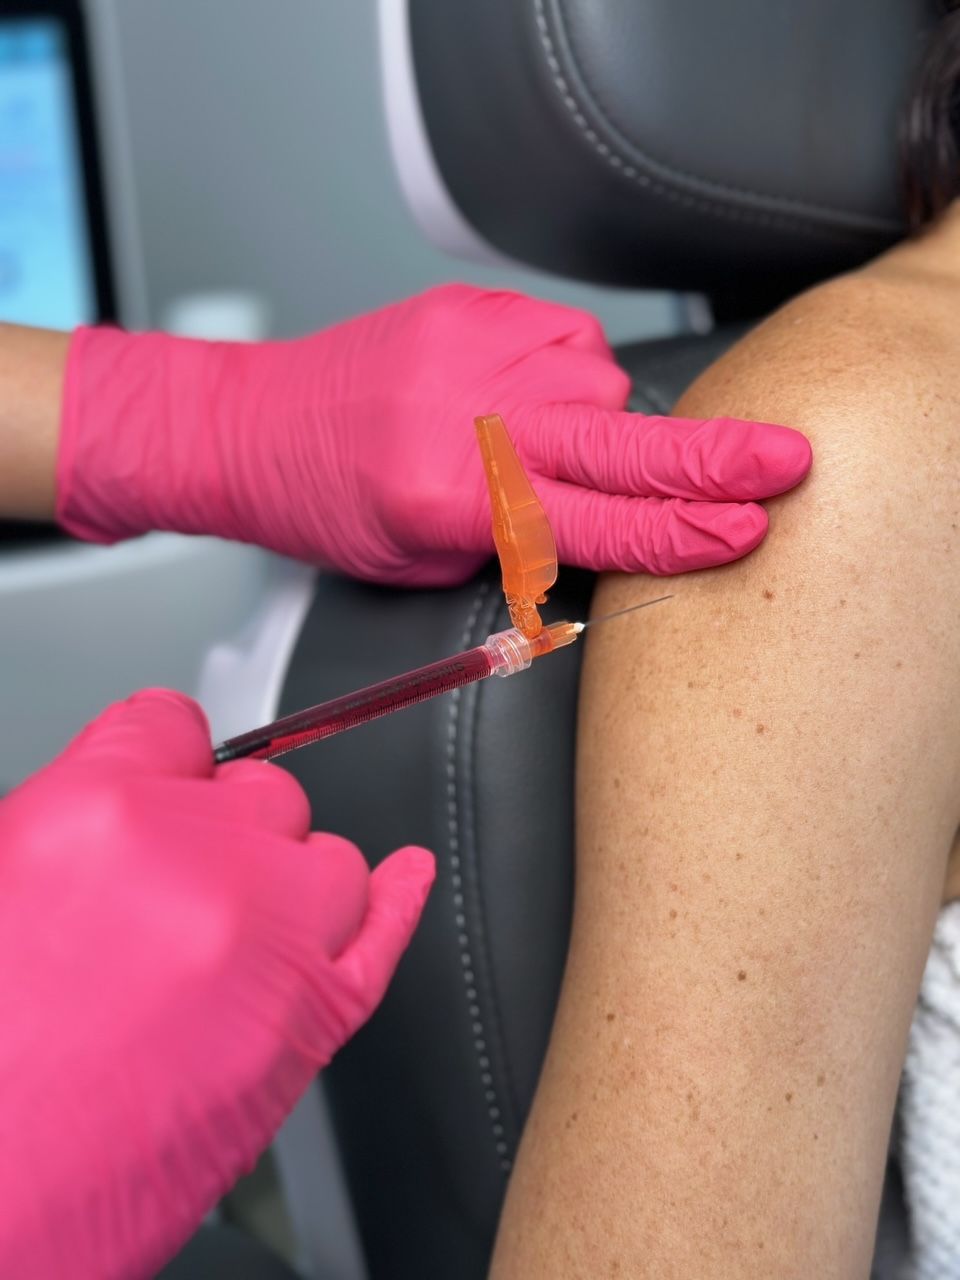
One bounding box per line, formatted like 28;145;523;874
158;1225;301;1280
410;0;937;307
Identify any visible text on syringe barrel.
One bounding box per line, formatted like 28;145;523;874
216;644;497;762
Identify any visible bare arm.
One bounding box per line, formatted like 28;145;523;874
0;324;69;519
491;246;960;1277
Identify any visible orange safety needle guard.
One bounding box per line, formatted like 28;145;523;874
475;413;558;639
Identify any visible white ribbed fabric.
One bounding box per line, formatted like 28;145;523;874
900;901;960;1279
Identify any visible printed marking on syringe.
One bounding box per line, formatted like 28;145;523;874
334;660;468;715
258;658;477;743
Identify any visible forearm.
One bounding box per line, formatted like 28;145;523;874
0;324;69;520
492;266;960;1277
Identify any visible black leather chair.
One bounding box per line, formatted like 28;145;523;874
159;1225;302;1280
279;1;935;1275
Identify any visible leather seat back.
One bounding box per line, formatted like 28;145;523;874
400;0;937;310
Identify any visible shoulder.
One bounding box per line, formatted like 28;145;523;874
677;256;960;432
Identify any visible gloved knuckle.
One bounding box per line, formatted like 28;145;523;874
573;308;608;345
1;775;137;865
618;498;664;575
379;470;438;536
421;282;479;307
509;401;548;454
609;365;632;406
419;282;481;323
73;778;140;843
550;304;612;355
265;765;311;818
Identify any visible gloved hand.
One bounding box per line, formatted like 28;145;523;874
58;285;811;582
0;689;434;1280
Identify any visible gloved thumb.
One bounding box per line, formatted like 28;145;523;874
331;845;436;1012
59;688;213;780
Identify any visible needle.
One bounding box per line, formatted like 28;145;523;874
572;594;674;633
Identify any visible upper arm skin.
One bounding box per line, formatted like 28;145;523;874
490;268;960;1278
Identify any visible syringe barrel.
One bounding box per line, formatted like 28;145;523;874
214;643;496;762
212;621;580;764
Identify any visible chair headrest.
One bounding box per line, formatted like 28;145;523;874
382;0;938;310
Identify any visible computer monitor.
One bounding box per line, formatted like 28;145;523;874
0;1;114;330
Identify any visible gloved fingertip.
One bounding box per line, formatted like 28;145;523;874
650;502;768;575
328;848;435;1007
372;846;436;919
64;687;213;778
713;499;769;552
715;418;813;496
354;848;434;954
754;421;813;492
127;687;209;728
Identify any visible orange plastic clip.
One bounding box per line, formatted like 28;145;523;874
475;413;557;639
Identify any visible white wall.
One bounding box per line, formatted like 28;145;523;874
104;0;680;340
0;0;684;791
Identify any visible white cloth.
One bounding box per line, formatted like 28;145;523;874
900;901;960;1279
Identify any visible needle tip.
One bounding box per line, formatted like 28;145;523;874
578;594;675;631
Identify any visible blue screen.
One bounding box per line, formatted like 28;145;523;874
0;20;96;329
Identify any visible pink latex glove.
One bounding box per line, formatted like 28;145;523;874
0;689;434;1280
58;284;811;583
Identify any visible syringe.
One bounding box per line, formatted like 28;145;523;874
212;598;670;765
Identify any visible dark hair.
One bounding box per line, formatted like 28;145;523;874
901;1;960;228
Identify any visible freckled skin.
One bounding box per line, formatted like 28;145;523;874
491;210;960;1280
